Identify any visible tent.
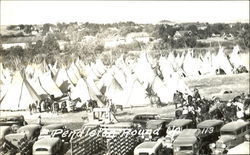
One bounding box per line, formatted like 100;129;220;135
53;67;74;93
212;47;233;74
151;76;173;103
134;53;155;86
123;78;150;107
182;50;200;76
240;52;249;71
159;55;175;82
71;78;91;104
66;63;81;85
230;45;243;69
38;71;63;98
0;71;41;110
104;74;125;106
199;51;213;75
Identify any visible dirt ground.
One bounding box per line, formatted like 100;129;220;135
0;73;249;130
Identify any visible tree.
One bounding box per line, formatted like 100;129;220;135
239;26;250;49
185;36;197;48
43;34;60;53
42;23;52;36
23;25;33;34
186;24;198;35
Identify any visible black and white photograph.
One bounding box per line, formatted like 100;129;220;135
0;1;249;155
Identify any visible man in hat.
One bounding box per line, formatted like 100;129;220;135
193;88;201;101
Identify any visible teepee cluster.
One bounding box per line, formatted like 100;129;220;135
0;45;248;110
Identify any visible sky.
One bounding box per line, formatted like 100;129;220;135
1;1;249;25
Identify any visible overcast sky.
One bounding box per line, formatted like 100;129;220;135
1;1;249;25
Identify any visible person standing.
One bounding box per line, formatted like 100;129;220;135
193;88;201;101
29;104;32;115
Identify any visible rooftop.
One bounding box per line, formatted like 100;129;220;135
197;120;224;128
221;121;249;131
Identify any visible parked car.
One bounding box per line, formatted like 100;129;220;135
197;119;224;142
0;126;12;145
38;124;66;139
16;124;41;140
227;141;250;154
134;141;164;155
173;129;202;155
209;121;250;154
133;113;160;128
143;118;173;141
0;126;12;153
197;119;224;154
33;137;62;155
163;119;194;150
5;124;41;148
166;119;194;137
0;115;26;127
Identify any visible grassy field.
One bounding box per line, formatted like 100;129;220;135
0;73;249;130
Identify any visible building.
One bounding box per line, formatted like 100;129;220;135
173;31;192;40
1;36;45;49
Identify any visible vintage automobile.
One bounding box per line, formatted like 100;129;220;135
173;129;202;155
5;124;41;148
32;137;62;155
38;124;66;140
159;119;194;150
132;113;161;128
227;141;250;154
166;119;194;137
197;119;224;142
143;118;173;141
0;126;12;153
197;119;224;154
0;115;26;127
209;121;250;154
134;141;164;155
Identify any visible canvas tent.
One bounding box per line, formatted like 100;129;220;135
230;45;243;69
212;47;233;74
70;78;91;105
0;71;41;110
38;71;63;98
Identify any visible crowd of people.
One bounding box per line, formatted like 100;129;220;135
28;96;71;115
173;88;250;125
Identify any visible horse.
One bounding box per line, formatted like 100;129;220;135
86;99;98;112
209;108;224;120
70;97;81;111
149;94;162;107
146;84;163;107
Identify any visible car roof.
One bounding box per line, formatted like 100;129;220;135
0;126;11;130
221;121;250;131
17;124;40;132
174;136;197;145
178;129;200;137
135;113;159;116
0;126;11;136
42;124;64;130
174;129;199;145
135;141;160;149
100;122;133;128
147;119;168;124
197;120;224;128
33;137;60;148
5;133;26;140
0;115;24;120
167;119;192;127
0;114;23;118
227;142;250;154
